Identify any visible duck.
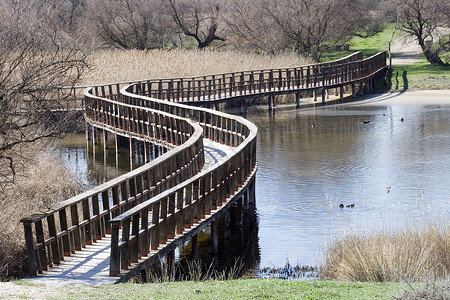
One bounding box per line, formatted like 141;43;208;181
362;120;370;124
339;203;355;208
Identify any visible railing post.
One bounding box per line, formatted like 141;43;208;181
22;221;38;275
110;222;120;276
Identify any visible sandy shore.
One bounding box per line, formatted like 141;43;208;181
354;90;450;105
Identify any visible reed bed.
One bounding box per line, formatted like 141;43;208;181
82;49;310;85
0;145;84;280
320;223;450;282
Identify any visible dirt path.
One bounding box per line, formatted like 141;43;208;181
389;35;422;66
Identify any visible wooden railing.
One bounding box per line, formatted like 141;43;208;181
131;52;368;103
21;51;386;278
108;85;257;276
20;90;205;275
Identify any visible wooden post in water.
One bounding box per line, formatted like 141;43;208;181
268;94;274;111
103;130;108;149
192;234;198;260
240;98;247;115
295;92;301;109
211;221;219;254
129;137;133;171
144;141;148;163
91;126;96;157
85;125;91;153
237;196;243;226
167;249;175;274
114;132;119;168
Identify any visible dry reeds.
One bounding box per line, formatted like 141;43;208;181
0;145;83;280
320;224;450;282
82;49;310;85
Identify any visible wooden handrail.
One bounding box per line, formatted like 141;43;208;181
20;88;205;275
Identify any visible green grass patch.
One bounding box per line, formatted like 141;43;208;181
323;24;400;61
387;58;450;91
50;279;404;300
350;24;400;57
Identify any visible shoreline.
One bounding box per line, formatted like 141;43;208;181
238;90;450;114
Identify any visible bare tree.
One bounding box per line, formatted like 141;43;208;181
89;0;171;49
390;0;450;64
227;0;381;61
226;0;286;54
167;0;226;49
0;2;86;188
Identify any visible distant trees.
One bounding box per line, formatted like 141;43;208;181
0;2;86;188
389;0;450;65
167;0;226;49
30;0;388;60
227;0;382;61
88;0;171;49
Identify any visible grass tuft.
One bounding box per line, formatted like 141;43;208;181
320;224;450;282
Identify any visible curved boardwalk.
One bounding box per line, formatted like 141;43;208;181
21;51;387;285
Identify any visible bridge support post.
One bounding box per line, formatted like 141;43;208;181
114;133;119;168
192;234;198;260
129;137;133;171
295;92;301;109
314;90;318;101
237;196;243;226
249;179;256;205
359;82;364;96
144;142;148;163
167;249;175;274
322;89;326;104
85;125;91;153
224;209;230;240
340;86;344;101
240;98;247;115
268;95;274;111
91;126;96;155
352;83;356;98
211;221;219;254
103;130;108;149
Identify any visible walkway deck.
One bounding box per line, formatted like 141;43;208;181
23;138;234;286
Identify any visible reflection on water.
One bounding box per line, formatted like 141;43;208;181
58;101;450;271
246;102;450;268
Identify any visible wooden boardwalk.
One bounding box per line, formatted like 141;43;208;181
20;51;386;285
23;139;233;286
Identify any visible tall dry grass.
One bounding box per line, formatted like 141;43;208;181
320;224;450;282
82;49;311;85
0;144;84;280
